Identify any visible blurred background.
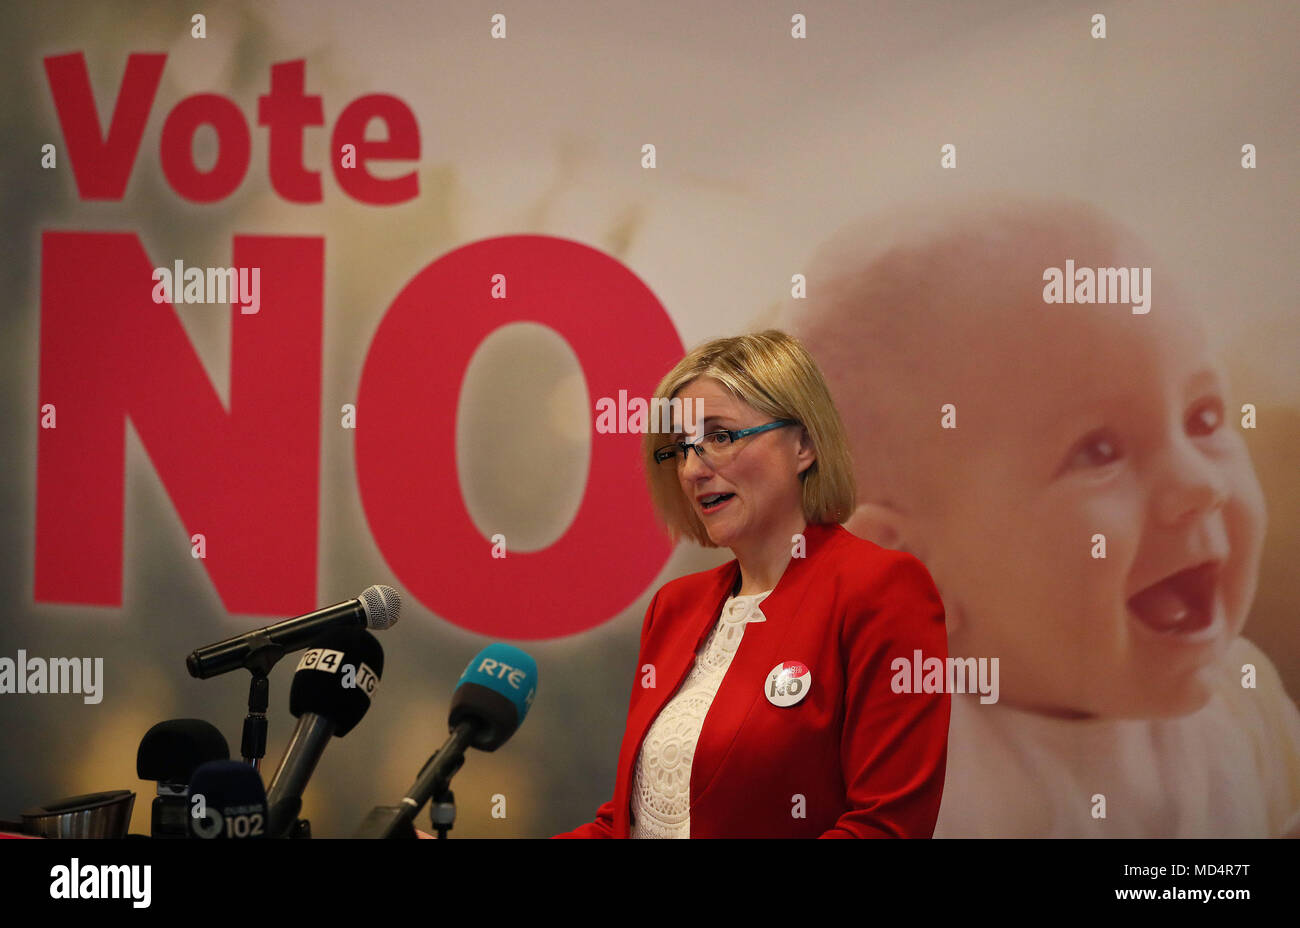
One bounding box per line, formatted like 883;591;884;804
1;0;1296;837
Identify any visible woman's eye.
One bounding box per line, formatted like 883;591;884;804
1066;432;1120;470
1188;397;1224;436
708;433;730;445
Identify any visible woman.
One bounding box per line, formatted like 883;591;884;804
554;330;949;838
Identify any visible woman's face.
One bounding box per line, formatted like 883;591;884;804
671;376;814;550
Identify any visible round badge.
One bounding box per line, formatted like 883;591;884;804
765;660;811;707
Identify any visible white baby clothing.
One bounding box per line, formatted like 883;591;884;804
934;636;1300;837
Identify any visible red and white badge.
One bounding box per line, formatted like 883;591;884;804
765;660;811;707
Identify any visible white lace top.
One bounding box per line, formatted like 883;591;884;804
630;588;773;838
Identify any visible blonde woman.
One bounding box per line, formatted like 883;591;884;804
555;331;949;838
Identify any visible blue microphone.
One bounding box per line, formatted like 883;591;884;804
353;643;536;837
449;643;537;750
187;760;269;839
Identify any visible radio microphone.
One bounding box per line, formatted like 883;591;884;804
265;626;384;837
136;719;230;838
187;760;269;839
186;585;400;679
353;643;535;838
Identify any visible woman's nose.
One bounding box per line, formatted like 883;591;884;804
679;447;714;479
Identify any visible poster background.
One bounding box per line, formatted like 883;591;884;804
2;0;1296;837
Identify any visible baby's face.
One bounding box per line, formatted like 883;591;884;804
935;286;1265;719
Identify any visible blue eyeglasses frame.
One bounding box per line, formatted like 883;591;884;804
653;418;799;465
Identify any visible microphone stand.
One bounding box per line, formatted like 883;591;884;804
430;786;455;838
232;635;313;836
238;633;285;771
352;725;471;838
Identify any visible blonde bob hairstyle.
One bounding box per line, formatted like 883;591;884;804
641;329;857;547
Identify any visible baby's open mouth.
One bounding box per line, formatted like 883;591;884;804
1127;561;1219;635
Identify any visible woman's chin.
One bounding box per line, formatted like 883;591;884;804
704;525;735;548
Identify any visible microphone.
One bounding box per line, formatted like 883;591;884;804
265;626;384;837
353;643;535;838
187;760;269;839
136;719;230;838
186;585;401;679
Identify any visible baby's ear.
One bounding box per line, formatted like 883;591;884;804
844;502;903;549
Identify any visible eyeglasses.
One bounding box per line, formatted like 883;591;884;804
653;419;799;468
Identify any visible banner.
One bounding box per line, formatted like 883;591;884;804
2;0;1296;841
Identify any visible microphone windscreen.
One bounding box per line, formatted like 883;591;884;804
448;643;537;751
187;760;268;839
288;627;384;736
137;719;230;783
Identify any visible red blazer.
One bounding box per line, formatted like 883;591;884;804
554;521;950;838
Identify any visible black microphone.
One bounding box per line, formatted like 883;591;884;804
136;719;230;838
186;585;400;679
187;760;269;839
354;643;536;838
265;627;384;837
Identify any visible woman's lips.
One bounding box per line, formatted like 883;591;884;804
699;493;734;515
